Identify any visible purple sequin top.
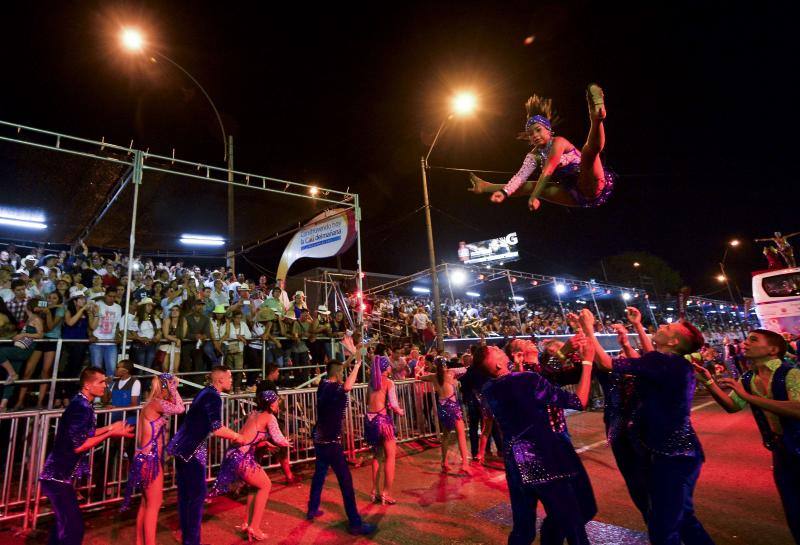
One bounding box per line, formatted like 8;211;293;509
40;393;95;483
502;139;615;208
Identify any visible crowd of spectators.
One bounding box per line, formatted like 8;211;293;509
0;241;767;413
363;292;748;347
0;243;354;411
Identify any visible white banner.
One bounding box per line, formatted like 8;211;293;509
276;208;356;282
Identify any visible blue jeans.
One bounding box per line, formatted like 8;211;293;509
131;342;157;368
773;447;800;544
89;343;118;376
646;454;715;545
308;442;362;528
264;343;285;367
176;457;206;545
40;479;83;545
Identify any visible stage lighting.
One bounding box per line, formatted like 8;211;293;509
531;280;539;286
466;291;480;297
450;269;468;286
571;284;579;291
554;283;567;294
180;234;225;247
622;293;632;301
412;286;431;294
478;274;486;281
512;296;524;302
510;276;517;283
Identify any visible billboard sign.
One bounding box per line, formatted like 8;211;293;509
458;232;519;265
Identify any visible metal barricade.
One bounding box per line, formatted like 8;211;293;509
0;375;464;531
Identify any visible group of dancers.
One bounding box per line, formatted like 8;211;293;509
34;310;800;545
35;83;800;545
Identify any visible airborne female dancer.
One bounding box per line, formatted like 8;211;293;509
469;84;615;211
210;383;291;541
420;357;471;475
122;374;184;545
365;347;405;505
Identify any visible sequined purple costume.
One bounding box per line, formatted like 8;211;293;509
503;139;615;208
364;411;396;449
437;392;463;431
364;355;401;450
122;377;184;511
210;412;290;496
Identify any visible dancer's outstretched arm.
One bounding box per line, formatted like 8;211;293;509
525;138;568;210
611;324;640;359
625;307;654;353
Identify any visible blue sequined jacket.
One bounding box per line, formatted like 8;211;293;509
613;351;703;458
167;386;222;462
482;372;584;483
313;380;348;443
40;393;96;483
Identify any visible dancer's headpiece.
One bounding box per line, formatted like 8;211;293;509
370;355;391;391
522;94;557;134
261;389;279;405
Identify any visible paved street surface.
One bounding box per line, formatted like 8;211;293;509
9;393;794;544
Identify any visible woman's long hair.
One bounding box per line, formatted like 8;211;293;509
147;374;175;403
435;356;446;387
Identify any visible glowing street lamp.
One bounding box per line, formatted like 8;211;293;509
120;28;144;51
633;262;641;268
729;239;740;247
420;89;480;351
716;274;727;283
452;92;477;117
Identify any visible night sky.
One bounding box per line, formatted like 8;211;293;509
1;2;795;297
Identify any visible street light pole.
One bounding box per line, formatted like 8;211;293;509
422;116;452;353
418;93;477;352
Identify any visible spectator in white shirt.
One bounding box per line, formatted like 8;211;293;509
88;288;122;376
223;310;251;392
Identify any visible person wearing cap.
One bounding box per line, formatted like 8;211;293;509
309;305;333;366
210;279;229;309
16;254;37;276
40;254;60;279
229;284;253;323
129;297;162;368
222;310;251;392
254;306;284;368
290;291;307;320
181;299;216;374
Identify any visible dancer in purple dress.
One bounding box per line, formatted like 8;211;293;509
210;384;290;541
469;84;615;212
123;374;185;545
421;357;471;474
365;348;405;505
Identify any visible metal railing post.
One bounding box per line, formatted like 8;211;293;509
47;338;63;409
